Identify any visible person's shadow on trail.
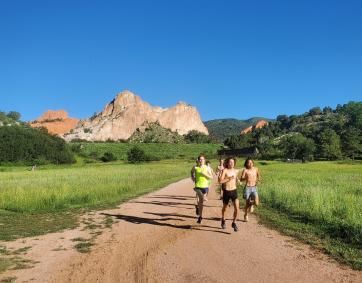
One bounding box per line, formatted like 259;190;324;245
130;200;195;210
146;195;195;201
130;200;219;210
101;213;231;235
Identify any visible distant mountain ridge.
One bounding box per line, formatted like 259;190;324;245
205;117;273;142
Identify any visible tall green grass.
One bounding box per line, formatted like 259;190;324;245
258;162;362;243
0;160;193;213
256;161;362;268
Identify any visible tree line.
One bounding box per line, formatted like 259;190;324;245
0;111;75;165
224;102;362;161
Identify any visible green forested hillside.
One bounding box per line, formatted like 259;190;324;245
204;117;272;142
224;102;362;160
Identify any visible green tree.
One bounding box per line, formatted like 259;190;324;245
341;102;362;129
280;134;315;161
309;107;322;116
184;130;211;144
341;127;361;159
6;111;21;121
224;133;254;149
318;129;342;160
101;152;117;162
0;126;75;164
127;146;147;163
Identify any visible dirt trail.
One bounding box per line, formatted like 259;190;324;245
1;178;361;283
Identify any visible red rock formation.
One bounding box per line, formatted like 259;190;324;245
240;120;269;135
64;90;209;141
29;110;79;136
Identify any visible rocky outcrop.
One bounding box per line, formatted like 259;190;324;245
29;110;79;135
240;120;269;135
64;90;208;141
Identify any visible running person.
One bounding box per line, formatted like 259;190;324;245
240;158;261;222
219;157;240;232
193;155;213;224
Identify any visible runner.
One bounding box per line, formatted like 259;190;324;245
215;159;225;199
240;158;261;222
192;154;213;224
218;157;240;232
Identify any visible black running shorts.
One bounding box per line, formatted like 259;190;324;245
222;189;238;204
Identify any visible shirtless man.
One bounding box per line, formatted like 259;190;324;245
240;158;261;222
219;157;240;232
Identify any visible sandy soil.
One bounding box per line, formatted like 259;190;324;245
1;178;361;283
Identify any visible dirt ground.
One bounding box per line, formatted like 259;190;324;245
1;178;361;283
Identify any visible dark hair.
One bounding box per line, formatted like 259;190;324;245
224;157;236;169
244;157;253;168
197;154;205;161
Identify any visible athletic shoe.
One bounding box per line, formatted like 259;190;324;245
244;215;249;222
195;205;199;215
231;222;238;232
221;219;226;229
197;216;202;224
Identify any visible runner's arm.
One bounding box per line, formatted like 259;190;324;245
236;169;242;185
190;166;196;182
240;168;246;182
200;170;213;179
219;170;233;184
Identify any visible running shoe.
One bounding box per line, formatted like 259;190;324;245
221;219;226;229
231;222;238;232
197;216;202;224
244;215;249;222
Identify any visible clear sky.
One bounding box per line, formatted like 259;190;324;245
1;0;361;122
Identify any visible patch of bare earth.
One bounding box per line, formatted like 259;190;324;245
1;178;361;282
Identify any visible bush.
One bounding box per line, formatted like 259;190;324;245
184;130;211;144
0;125;75;164
100;152;117;162
127;146;148;163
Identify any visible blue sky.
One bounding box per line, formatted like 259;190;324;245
1;0;361;121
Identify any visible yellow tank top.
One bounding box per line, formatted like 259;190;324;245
195;166;209;188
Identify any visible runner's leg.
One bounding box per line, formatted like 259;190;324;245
232;198;239;223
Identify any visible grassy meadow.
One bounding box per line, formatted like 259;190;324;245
0;152;361;269
255;161;362;269
0;160;194;240
0;160;194;212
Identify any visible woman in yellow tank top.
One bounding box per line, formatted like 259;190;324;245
191;154;213;224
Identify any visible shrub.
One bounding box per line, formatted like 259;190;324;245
100;152;117;162
184;130;211;144
127;146;148;163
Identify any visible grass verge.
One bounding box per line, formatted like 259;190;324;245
257;206;362;270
